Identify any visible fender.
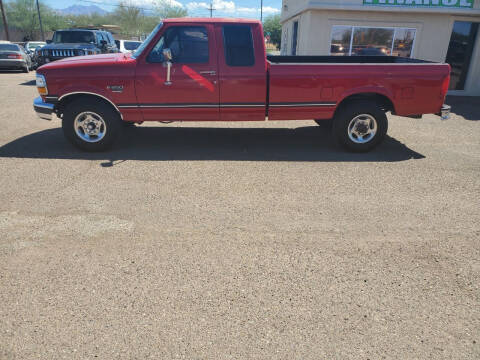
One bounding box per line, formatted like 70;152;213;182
336;85;395;111
55;86;124;120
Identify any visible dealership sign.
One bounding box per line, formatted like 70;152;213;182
363;0;473;8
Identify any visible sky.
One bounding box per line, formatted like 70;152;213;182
40;0;282;19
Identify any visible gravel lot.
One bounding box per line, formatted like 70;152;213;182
0;72;479;359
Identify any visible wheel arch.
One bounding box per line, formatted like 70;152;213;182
56;92;123;120
334;92;395;118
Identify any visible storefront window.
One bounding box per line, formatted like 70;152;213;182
352;28;394;56
330;26;416;57
330;26;351;56
445;21;479;90
392;29;416;57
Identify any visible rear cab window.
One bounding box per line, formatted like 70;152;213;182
222;25;255;67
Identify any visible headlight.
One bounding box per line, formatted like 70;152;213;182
36;74;48;95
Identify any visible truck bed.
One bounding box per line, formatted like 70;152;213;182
267;56;450;120
267;55;433;64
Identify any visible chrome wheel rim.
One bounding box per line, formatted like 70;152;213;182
347;114;377;144
74;111;106;143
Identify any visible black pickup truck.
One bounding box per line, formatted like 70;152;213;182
37;28;118;66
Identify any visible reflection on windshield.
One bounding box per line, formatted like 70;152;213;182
0;44;20;51
132;22;163;59
28;42;45;50
53;31;95;44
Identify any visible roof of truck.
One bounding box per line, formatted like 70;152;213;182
163;17;261;24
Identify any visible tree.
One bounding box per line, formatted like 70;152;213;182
154;0;187;19
4;0;68;40
263;14;281;49
112;2;144;37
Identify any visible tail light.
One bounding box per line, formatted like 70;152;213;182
440;67;451;100
7;54;22;59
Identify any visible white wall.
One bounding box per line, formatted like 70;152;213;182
280;7;480;95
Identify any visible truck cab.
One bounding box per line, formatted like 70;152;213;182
130;19;267;122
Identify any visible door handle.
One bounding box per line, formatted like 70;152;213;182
199;71;216;75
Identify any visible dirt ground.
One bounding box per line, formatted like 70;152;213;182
0;72;479;359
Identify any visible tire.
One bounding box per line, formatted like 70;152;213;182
314;118;333;128
123;121;137;128
62;98;122;151
22;64;29;73
332;100;388;152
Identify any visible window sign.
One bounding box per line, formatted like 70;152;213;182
363;0;473;9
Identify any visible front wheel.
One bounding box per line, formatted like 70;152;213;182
62;99;122;151
332;100;388;152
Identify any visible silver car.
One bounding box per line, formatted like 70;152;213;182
0;43;32;72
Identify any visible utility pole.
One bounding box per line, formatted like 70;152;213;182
0;0;10;41
260;0;263;22
207;2;215;18
36;0;44;41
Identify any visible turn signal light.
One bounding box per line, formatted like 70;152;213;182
441;66;451;100
36;74;48;95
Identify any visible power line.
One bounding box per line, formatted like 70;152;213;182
76;0;206;16
77;0;156;13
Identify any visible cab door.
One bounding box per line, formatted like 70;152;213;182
134;24;219;121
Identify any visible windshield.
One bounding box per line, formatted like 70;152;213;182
53;31;95;44
27;42;45;50
125;41;141;50
132;23;162;58
0;44;20;51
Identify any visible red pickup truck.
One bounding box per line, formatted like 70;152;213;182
33;18;451;152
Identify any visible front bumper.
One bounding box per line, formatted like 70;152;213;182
33;96;55;120
438;104;451;120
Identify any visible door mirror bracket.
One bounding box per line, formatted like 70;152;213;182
162;48;173;86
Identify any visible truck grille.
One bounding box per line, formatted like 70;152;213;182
41;49;83;58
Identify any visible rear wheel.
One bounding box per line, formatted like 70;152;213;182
22;63;29;73
332;100;388;152
62;98;122;151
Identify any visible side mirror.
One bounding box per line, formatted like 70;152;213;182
46;39;52;44
162;48;173;86
162;48;172;62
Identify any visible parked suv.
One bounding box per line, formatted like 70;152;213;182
37;28;118;66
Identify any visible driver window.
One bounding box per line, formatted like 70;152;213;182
147;26;209;64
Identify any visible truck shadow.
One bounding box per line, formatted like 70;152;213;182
0;126;424;164
19;79;36;86
445;95;480;121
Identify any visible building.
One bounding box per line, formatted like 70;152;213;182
280;0;480;95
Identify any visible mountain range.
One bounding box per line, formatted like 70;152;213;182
58;5;108;16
